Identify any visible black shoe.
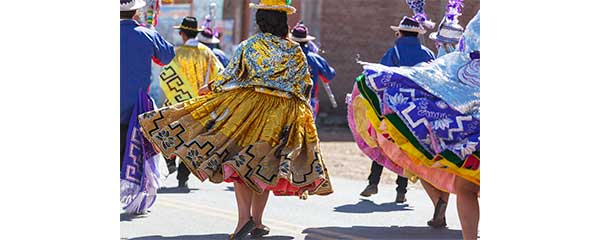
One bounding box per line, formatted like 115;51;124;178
395;192;407;203
229;218;256;240
360;184;378;197
250;226;270;238
178;181;188;189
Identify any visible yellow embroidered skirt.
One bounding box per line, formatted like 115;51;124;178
138;87;333;196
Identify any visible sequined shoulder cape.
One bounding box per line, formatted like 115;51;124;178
209;32;312;102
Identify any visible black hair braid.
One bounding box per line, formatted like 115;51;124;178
255;9;288;38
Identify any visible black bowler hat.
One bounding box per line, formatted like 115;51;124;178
173;16;203;32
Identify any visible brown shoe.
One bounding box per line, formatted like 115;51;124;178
360;184;378;197
395;192;407;203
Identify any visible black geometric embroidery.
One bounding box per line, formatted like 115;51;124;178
160;66;193;103
184;140;215;156
238;145;258;184
147;108;167;136
169;122;186;149
291;151;321;184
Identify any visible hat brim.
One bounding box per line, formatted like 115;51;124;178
173;25;203;32
429;32;459;44
390;25;426;34
120;0;146;11
198;35;220;44
249;3;296;15
289;34;316;43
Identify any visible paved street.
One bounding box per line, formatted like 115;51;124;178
121;171;463;240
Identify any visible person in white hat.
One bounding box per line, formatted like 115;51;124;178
289;22;336;122
359;15;435;204
158;16;224;189
120;0;175;215
197;27;230;67
429;1;465;57
120;0;174;168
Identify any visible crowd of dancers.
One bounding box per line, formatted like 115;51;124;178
120;0;479;239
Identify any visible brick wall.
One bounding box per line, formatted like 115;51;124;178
316;0;480;117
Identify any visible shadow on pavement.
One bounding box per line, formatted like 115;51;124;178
128;234;293;240
120;212;149;222
303;226;463;240
334;199;413;213
157;187;200;194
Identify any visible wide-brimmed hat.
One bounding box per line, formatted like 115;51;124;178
120;0;146;11
197;27;221;44
173;16;203;32
289;23;316;43
249;0;296;15
429;18;464;44
390;16;426;34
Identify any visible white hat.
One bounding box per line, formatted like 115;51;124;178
429;19;464;44
120;0;146;12
289;23;316;43
197;27;221;44
390;16;426;34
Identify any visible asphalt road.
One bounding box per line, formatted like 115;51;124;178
121;172;463;240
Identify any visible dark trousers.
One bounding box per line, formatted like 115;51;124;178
120;123;129;170
176;160;191;183
368;161;408;194
166;156;191;183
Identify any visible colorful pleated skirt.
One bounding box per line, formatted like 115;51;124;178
138;87;333;197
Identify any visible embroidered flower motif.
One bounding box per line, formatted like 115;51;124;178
142;111;156;119
435;101;448;109
422;135;432;145
185;149;203;168
205;159;219;172
185;149;200;161
387;93;409;106
431;118;453;130
233;155;246;168
279;160;290;175
454;141;478;158
417;101;429;110
156;129;175;149
315;163;324;175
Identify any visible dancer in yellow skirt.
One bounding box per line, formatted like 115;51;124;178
138;1;332;239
